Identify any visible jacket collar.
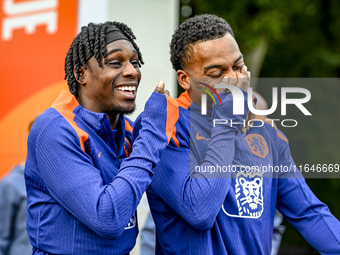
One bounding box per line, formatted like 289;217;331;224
51;89;127;137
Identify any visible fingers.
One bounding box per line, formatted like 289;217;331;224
241;98;257;133
239;66;253;133
236;65;251;91
154;80;165;94
223;65;250;86
215;76;229;94
153;80;172;97
242;65;249;78
238;65;250;80
241;111;255;134
222;76;229;84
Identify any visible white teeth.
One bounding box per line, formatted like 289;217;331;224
116;86;136;92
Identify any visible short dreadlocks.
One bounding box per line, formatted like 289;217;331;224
64;21;144;98
170;14;234;71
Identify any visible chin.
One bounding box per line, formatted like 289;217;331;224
123;108;135;116
113;104;136;115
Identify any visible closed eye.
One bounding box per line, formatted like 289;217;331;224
209;72;223;78
233;64;244;71
207;69;224;78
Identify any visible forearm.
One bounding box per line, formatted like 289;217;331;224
278;176;340;254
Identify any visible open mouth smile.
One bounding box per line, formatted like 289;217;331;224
115;85;137;96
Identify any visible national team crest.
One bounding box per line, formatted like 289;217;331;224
222;167;264;219
244;134;268;159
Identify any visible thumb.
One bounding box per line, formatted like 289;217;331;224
154;80;165;94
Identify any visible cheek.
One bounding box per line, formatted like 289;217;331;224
189;86;204;105
137;69;142;80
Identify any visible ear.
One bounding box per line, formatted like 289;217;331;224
74;66;86;85
177;69;191;91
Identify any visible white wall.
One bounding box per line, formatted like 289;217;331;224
108;0;179;121
77;0;109;30
77;0;178;121
77;1;179;254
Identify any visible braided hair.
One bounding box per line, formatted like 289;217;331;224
170;14;234;71
64;21;144;98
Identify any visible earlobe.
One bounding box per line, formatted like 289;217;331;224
74;66;86;85
177;70;190;90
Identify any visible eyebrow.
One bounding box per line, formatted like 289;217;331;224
107;48;137;56
234;54;243;64
204;54;244;71
204;64;224;71
107;49;122;56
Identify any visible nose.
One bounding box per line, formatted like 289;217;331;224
249;188;254;197
122;62;140;78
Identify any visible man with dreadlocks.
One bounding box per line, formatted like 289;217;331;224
24;21;177;254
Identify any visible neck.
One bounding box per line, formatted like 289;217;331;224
77;92;121;130
108;114;120;130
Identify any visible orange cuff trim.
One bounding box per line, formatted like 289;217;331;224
165;95;179;145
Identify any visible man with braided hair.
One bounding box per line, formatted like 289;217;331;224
25;21;177;254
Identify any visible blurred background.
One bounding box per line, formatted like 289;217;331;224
0;0;339;254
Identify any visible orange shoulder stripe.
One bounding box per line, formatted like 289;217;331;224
175;91;191;109
125;119;133;133
171;125;180;148
255;115;289;144
51;90;89;151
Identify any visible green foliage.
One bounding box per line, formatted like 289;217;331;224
186;0;340;77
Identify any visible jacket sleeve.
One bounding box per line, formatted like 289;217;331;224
135;91;250;231
34;92;177;239
148;133;234;231
277;145;340;254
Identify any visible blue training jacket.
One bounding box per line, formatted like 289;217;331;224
133;91;340;255
25;90;178;255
